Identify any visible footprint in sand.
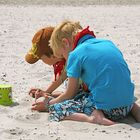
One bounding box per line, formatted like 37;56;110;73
0;127;29;139
3;127;24;136
10;111;49;124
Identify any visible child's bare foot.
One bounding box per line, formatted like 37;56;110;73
131;103;140;122
90;109;115;126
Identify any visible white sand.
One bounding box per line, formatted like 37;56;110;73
0;0;140;5
0;4;140;140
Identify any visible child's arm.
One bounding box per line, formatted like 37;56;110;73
49;77;79;105
29;70;67;98
31;77;79;112
45;70;67;94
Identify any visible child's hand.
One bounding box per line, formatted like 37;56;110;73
29;88;45;98
31;96;49;112
31;101;48;112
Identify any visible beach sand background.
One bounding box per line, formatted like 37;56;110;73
0;0;140;140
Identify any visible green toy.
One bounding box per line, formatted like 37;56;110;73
0;84;13;106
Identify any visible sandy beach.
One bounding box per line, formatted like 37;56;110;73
0;1;140;140
0;0;140;5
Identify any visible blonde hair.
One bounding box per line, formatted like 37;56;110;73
50;20;82;57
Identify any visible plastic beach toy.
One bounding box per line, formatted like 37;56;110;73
0;84;13;106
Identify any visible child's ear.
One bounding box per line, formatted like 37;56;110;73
62;38;69;48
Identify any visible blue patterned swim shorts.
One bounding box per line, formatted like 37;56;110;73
48;91;133;122
49;92;94;121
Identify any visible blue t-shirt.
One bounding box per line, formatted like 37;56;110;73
67;35;134;110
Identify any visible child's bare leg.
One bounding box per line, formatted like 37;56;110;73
64;113;94;123
131;102;140;122
64;110;115;125
91;109;115;125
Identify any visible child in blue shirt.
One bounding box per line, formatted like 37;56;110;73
32;21;140;125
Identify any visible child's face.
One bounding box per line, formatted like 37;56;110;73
40;55;62;65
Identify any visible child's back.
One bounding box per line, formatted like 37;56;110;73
67;35;134;110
